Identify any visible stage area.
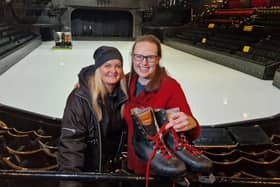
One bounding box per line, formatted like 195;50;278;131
0;41;279;126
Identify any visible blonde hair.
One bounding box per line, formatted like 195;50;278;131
88;68;128;122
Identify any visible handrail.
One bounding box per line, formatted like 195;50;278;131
0;170;157;182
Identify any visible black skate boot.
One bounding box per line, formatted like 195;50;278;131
131;107;186;178
154;108;214;175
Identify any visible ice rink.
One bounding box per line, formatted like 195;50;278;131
0;41;279;126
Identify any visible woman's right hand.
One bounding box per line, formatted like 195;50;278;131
165;112;197;132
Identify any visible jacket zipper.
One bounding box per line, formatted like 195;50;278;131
75;93;102;172
76;90;127;172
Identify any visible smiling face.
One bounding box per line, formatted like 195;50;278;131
132;41;159;85
99;59;123;91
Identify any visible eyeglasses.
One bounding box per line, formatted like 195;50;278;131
133;54;158;63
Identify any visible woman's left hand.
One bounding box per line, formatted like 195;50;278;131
165;112;197;132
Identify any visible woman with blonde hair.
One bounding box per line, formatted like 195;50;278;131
57;46;128;187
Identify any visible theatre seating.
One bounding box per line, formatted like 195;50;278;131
1;104;280;186
251;0;268;7
225;0;271;8
165;2;280;80
193;121;280;184
226;0;241;9
271;0;280;7
0;23;37;58
174;24;210;45
0;121;58;171
164;23;280;80
3;146;57;170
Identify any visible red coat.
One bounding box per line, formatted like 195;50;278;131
123;73;201;175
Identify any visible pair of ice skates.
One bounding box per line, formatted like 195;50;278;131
131;107;215;187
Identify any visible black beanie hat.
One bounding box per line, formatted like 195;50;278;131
93;46;123;69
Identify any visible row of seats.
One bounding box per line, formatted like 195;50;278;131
225;0;280;9
1;120;279;184
0;23;37;58
173;24;280;67
207;6;280;26
194;124;280;179
165;23;280;80
0;121;58;170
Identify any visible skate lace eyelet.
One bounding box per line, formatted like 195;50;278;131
171;129;202;156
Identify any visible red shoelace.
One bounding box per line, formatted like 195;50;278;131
145;123;172;187
142;120;201;187
170;128;202;156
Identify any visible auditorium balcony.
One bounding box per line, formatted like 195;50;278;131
0;22;41;75
0;104;280;187
162;2;280;82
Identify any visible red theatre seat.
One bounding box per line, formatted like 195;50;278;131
251;0;267;7
271;0;280;6
227;0;241;8
214;9;255;15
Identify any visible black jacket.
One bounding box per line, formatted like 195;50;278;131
57;65;128;175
